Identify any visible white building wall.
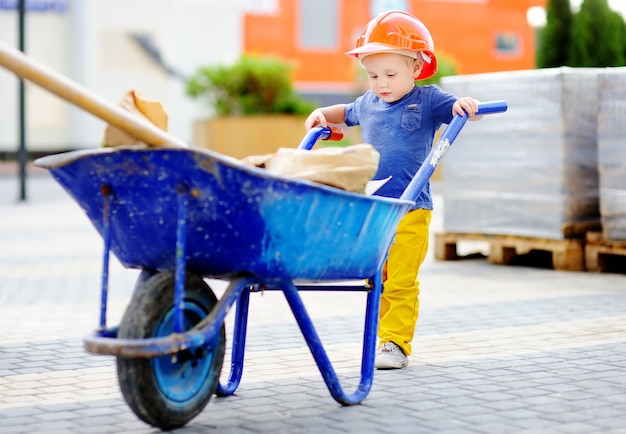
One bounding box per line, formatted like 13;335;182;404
0;5;73;152
0;0;243;153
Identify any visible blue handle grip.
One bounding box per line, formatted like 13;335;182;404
475;100;508;115
399;100;507;203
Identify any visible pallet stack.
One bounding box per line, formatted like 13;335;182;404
586;68;626;272
437;68;625;272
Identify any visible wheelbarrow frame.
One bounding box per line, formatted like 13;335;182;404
81;125;402;406
76;102;507;406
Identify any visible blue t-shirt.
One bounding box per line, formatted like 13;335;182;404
344;85;457;210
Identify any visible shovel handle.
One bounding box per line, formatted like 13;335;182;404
0;40;188;148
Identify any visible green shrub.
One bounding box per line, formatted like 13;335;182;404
186;55;316;116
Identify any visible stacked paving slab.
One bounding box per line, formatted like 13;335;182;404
440;67;604;240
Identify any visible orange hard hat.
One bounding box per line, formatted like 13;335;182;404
345;10;438;81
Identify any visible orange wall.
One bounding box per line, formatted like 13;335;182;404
244;0;546;87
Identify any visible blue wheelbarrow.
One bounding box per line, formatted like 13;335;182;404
2;36;507;432
33;101;504;429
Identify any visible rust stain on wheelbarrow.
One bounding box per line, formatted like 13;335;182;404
85;332;199;358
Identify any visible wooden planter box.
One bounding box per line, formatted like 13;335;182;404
193;115;360;159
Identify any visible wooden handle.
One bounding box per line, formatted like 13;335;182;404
0;40;188;148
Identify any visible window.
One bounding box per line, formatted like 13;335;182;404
299;0;338;50
495;31;521;56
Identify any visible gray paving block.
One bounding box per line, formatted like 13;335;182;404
1;175;626;433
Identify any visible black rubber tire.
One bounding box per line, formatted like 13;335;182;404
117;271;225;430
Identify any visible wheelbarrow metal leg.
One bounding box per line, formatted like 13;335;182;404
361;271;382;379
173;187;189;334
98;184;113;330
217;285;251;396
281;273;382;405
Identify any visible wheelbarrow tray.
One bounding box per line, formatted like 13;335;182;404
36;145;413;281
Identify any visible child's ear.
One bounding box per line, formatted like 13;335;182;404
413;59;424;78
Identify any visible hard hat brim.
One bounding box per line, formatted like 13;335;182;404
345;44;432;64
345;44;437;80
344;43;405;58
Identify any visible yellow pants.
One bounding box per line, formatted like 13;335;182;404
378;208;432;356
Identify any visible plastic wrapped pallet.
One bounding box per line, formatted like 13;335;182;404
440;68;599;239
598;68;626;240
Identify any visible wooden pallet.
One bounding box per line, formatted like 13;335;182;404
434;232;585;271
584;232;626;273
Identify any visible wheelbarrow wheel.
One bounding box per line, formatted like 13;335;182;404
117;271;225;430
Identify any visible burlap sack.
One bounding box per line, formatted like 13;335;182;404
102;89;168;147
241;144;380;193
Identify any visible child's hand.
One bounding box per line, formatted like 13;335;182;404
453;97;482;120
304;110;327;130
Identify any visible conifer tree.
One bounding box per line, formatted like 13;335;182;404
537;0;573;68
568;0;626;66
612;11;626;65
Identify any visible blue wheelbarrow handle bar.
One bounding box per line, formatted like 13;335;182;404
400;100;508;202
296;100;507;205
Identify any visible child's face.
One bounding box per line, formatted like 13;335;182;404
362;53;422;103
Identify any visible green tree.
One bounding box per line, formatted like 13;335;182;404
537;0;573;68
613;11;626;64
568;0;626;66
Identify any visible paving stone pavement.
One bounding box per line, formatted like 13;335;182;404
1;170;625;434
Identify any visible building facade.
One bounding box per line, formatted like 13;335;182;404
0;0;242;152
1;0;545;153
244;0;546;103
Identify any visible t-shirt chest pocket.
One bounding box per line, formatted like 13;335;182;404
401;104;423;132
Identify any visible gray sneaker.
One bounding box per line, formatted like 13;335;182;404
375;341;408;369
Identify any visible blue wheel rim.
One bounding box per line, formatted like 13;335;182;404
152;302;214;402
